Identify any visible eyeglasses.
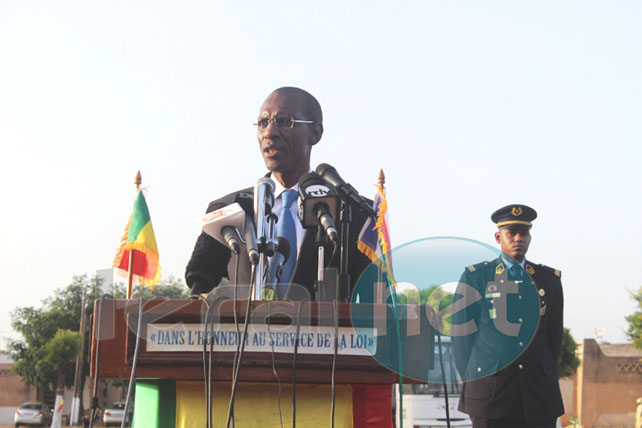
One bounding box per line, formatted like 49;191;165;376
254;117;315;129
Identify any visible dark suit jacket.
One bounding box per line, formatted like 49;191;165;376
452;257;564;422
185;186;373;301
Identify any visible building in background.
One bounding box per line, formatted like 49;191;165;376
566;339;642;427
96;268;118;295
0;353;38;424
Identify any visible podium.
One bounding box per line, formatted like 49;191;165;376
90;299;430;427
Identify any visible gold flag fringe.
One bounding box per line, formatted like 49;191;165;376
112;214;161;290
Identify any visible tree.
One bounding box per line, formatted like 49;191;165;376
113;274;189;299
6;275;99;389
626;287;642;349
45;329;82;387
557;327;580;378
397;285;454;335
5;273;189;390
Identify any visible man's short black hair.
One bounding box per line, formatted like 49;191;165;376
272;86;323;123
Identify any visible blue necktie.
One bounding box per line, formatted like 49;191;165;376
510;264;522;279
276;190;298;287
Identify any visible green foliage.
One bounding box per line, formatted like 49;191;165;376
6;275;101;388
5;273;189;390
626;287;642;349
44;329;81;372
396;285;454;335
44;329;81;387
557;327;580;378
114;274;189;299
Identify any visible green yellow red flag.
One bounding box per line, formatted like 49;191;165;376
113;190;160;288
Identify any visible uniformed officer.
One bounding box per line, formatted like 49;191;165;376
453;204;564;428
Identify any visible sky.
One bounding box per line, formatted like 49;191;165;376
1;1;641;345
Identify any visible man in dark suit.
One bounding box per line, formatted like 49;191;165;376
185;86;372;300
184;86;392;428
453;204;564;428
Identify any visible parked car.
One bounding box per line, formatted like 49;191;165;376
14;402;53;427
103;401;132;426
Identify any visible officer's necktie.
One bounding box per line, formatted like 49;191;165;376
509;264;522;279
276;189;298;287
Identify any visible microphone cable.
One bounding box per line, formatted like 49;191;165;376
330;299;338;428
225;264;257;428
201;252;242;428
267;301;284;428
230;253;242;428
121;297;144;428
291;300;304;428
89;294;113;428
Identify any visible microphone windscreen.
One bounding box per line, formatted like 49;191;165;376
298;171;324;187
315;163;335;177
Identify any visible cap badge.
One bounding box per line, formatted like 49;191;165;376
512;206;523;216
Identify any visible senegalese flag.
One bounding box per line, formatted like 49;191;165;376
113;190;160;288
357;182;395;285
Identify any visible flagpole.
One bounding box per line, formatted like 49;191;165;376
379;169;404;428
127;170;142;299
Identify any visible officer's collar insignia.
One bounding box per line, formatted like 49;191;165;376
496;263;505;274
512;206;523;216
526;264;535;275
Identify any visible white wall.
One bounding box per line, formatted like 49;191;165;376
0;406;18;425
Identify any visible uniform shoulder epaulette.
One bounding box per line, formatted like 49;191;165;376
466;260;493;273
538;264;561;278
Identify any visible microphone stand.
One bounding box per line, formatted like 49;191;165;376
314;226;327;301
256;208;278;300
337;200;351;302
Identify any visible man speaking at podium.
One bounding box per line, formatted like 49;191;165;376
184;87;392;427
185;86;372;299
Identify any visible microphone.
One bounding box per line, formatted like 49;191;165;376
315;163;376;220
201;203;245;252
265;237;291;288
297;172;340;245
222;227;241;254
234;192;259;266
243;215;259;265
254;177;276;254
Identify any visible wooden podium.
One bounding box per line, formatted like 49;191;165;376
90;298;430;428
90;298;428;383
